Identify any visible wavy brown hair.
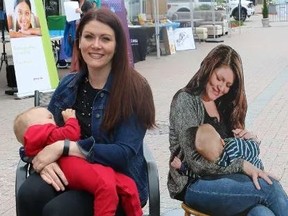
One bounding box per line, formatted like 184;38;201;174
75;8;155;132
183;44;247;130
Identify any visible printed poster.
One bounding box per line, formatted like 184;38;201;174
101;0;134;65
64;1;81;22
5;0;59;98
174;27;195;51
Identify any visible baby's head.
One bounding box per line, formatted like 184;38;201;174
195;124;225;162
13;107;55;144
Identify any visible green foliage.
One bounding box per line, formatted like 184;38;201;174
199;4;212;10
230;20;244;27
216;0;226;4
262;0;269;18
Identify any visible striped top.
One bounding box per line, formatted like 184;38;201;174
217;138;264;170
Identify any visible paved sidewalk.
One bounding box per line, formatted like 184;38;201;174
1;11;288;216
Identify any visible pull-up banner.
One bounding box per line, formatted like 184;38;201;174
5;0;58;98
101;0;134;65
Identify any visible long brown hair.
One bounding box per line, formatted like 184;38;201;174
184;44;247;129
75;8;155;131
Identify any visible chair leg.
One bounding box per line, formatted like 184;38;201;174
184;211;191;216
181;203;210;216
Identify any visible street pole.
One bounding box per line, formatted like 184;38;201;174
152;0;160;58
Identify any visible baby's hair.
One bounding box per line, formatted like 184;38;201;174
13;107;41;144
195;123;220;153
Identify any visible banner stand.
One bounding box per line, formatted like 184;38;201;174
5;0;59;98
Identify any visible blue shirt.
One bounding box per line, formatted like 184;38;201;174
48;71;148;204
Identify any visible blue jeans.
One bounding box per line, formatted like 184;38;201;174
247;205;275;216
184;174;288;216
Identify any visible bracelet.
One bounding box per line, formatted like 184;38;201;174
62;139;70;156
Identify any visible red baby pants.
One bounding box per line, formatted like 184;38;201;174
58;156;142;216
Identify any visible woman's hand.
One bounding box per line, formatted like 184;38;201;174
75;8;82;14
32;141;63;172
171;156;182;169
232;128;256;140
19;28;42;36
243;161;273;190
40;162;68;191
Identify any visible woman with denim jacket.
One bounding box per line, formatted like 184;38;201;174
167;44;288;215
17;8;155;216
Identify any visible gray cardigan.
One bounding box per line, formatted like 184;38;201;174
167;91;243;199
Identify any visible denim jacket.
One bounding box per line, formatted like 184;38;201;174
48;71;148;204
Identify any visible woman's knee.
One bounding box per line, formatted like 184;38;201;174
43;190;94;216
18;175;46;204
247;205;275;216
261;178;287;197
18;174;57;215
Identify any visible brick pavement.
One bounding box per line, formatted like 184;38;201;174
1;9;288;216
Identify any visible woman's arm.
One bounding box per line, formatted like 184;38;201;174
180;127;243;175
8;28;41;38
20;27;41;36
31;139;84;191
180;126;273;188
171;92;243;175
32;140;84;172
33;113;145;173
76;114;146;172
7;15;13;31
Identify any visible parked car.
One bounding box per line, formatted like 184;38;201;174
229;0;255;21
167;0;255;22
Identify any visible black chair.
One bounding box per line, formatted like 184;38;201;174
15;90;160;216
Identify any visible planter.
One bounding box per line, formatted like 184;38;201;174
262;18;270;27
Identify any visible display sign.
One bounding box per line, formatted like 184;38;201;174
162;26;176;55
174;27;195;51
63;1;81;22
5;0;58;98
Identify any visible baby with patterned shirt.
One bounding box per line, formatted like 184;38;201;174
171;123;263;174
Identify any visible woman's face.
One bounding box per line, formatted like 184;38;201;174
202;65;234;101
79;20;116;72
15;1;32;31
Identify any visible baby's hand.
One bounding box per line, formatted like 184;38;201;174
62;109;76;122
171;156;182;169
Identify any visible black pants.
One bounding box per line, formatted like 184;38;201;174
18;173;125;216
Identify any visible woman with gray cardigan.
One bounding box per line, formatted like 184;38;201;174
167;44;288;216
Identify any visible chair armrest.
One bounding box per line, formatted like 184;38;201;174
34;90;55;107
143;143;160;216
15;160;29;196
15;159;30;216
